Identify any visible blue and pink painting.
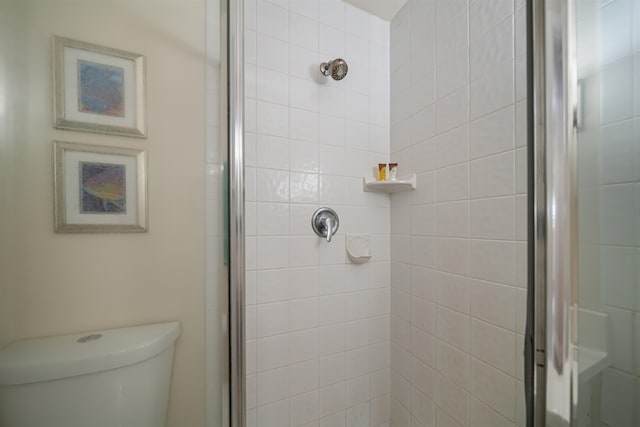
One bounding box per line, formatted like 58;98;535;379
78;60;125;117
80;162;126;214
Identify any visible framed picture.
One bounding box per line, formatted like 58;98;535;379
52;36;147;138
54;141;147;233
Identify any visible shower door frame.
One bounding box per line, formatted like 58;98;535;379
528;0;579;426
228;0;245;426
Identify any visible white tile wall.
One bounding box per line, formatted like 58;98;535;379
246;1;391;426
390;1;526;426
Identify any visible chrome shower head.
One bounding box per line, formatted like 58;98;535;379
320;58;348;80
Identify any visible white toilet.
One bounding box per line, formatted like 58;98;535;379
0;321;180;427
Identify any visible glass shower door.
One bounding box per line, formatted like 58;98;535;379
529;0;640;425
575;0;640;425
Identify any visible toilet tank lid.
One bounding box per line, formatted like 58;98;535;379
0;321;180;386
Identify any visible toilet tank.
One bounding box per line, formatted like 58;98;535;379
0;322;180;427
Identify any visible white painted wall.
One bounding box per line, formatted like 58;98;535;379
0;0;28;350
0;0;212;425
389;1;528;426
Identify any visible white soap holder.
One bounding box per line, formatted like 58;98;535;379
346;234;371;263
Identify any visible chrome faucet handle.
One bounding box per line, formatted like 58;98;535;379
324;217;335;242
311;207;339;243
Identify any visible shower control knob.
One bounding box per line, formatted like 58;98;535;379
311;207;339;242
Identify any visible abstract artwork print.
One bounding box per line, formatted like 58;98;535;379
78;60;125;117
80;162;126;214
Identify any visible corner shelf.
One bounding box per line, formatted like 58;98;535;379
363;173;416;193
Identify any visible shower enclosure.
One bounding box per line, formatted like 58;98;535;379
239;0;528;425
234;0;640;426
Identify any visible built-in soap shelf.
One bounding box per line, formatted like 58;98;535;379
573;307;611;384
363;173;416;193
